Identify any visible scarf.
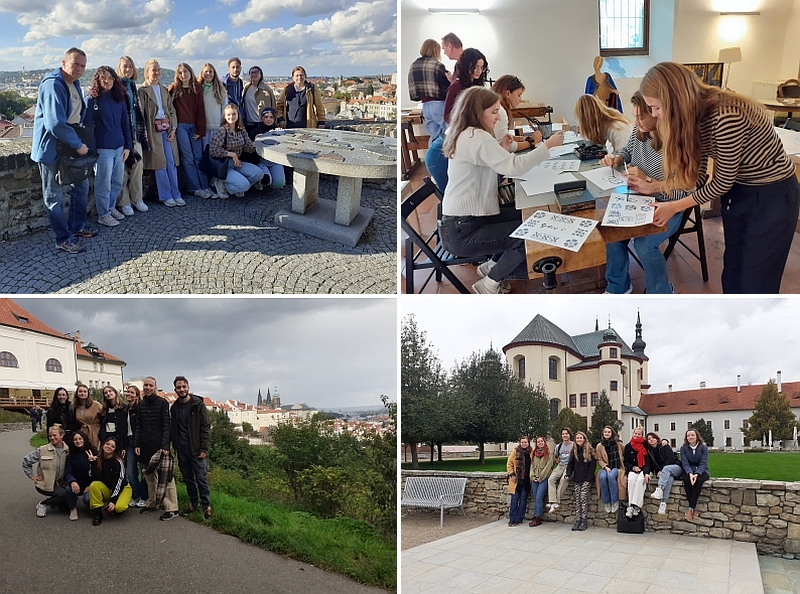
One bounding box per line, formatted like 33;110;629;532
514;444;531;484
144;450;174;507
602;438;620;469
533;443;549;458
630;436;647;468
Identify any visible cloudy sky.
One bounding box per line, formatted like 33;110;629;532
0;0;396;75
402;297;800;394
15;297;397;410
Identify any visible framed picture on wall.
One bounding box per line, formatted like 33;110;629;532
683;62;724;88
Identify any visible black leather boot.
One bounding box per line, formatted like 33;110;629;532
571;519;581;531
93;509;103;526
578;518;588;531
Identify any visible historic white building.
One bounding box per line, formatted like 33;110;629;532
503;313;650;442
75;334;126;391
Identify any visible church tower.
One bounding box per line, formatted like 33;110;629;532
273;385;281;409
257;389;263;407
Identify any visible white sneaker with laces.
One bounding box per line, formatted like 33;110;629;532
132;201;149;212
110;208;125;220
477;260;496;278
604;503;612;513
472;276;502;294
254;182;264;191
658;502;667;514
234;191;245;198
163;199;177;207
651;487;664;500
36;502;47;517
626;506;634;518
136;499;147;508
69;508;78;521
213;178;229;199
98;214;120;227
174;196;187;206
611;502;619;513
120;204;135;216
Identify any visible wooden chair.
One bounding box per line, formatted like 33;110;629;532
400;117;429;181
401;177;486;294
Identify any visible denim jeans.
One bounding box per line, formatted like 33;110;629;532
154;131;181;202
422;101;446;141
176;123;207;192
127;445;147;501
64;486;90;510
177;449;210;508
257;159;286;188
38;161;89;244
425;135;448;193
94;146;125;218
224;161;263;194
598;467;619;504
509;485;529;524
657;464;683;503
605;210;682;294
531;479;549;518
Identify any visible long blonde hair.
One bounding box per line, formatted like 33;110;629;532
574;94;630;146
640;61;768;193
116;56;138;82
442;86;500;158
571;431;595;463
198;63;226;105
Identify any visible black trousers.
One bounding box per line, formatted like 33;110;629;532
682;471;709;509
720;175;800;293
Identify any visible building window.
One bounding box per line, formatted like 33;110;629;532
591;392;598;406
610;347;618;358
569;394;577;408
599;0;650;57
548;356;558;381
0;388;8;398
45;358;63;373
100;363;104;373
0;351;19;368
517;357;526;380
706;420;712;429
670;422;676;431
549;399;559;420
670;438;676;448
580;393;587;407
610;380;618;391
742;420;749;429
724;420;730;430
687;422;693;430
654;423;659;432
93;362;97;371
32;389;41;398
726;437;732;447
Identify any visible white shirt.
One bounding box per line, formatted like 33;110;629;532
442;127;550;217
606;120;633;154
493;108;517;152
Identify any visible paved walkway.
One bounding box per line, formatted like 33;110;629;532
0;429;385;593
402;519;765;594
0;177;396;294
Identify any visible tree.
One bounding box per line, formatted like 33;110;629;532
550;407;588;441
691;418;714;447
401;315;448;469
588;389;623;446
743;380;797;444
271;413;333;500
0;90;35;119
241;421;255;435
510;381;551;441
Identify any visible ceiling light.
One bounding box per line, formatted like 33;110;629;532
428;7;480;13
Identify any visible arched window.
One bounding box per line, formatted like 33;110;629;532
515;356;526;380
548;356;559;381
549;399;560;420
0;351;19;368
45;358;63;373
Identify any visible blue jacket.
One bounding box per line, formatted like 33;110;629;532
222;74;243;108
64;451;96;490
680;443;708;476
82;91;132;151
31;69;85;163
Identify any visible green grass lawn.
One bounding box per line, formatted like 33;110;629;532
402;452;800;482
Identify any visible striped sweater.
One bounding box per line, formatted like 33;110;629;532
618;128;686;202
691;101;795;205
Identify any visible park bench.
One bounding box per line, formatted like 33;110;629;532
401;477;467;526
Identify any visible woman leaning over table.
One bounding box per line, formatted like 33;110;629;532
640;61;800;293
209;104;264;199
491;75;542;152
595;425;626;514
116;56;149;215
506;436;532;526
645;431;682;515
574;93;632;154
138;59;184;207
170;63;214;199
600;91;687;294
527;436;553;527
565;431;596;531
623;427;649;518
680;428;709;520
276;66;326;129
439;86;564;294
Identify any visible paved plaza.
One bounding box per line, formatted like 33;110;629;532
0;176;396;294
402;519;765;594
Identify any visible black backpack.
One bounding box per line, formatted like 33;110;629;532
616;505;645;534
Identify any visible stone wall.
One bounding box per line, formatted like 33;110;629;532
401;470;800;558
0;423;30;432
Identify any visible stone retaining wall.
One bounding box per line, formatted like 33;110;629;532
0;423;30;432
401;470;800;557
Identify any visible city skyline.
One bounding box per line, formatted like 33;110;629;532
0;0;396;76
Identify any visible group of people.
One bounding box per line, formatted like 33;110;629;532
408;32;800;294
33;48;326;254
506;426;710;531
22;376;211;526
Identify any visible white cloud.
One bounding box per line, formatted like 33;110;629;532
231;0;351;26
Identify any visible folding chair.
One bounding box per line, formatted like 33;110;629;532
401;177;487;294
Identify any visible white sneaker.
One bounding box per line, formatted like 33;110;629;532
98;214;120;227
133;201;149;212
477;260;496;278
651;487;664;500
213;178;229;199
163;199;177;207
234;191;245;198
253;182;264;191
110;208;125;220
136;498;147;508
174;196;187;206
69;508;78;521
547;503;559;513
658;502;667;515
604;503;612;513
603;283;633;295
36;502;47;517
626;505;634;518
472;276;502;294
120;204;135;216
611;502;619;513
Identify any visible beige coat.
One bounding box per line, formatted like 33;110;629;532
277;83;326;129
595;440;628;501
529;441;556;483
138;83;180;170
243;81;277;120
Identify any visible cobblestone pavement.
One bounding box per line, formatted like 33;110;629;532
0;176;397;294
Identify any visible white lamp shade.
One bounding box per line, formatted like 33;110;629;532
718;46;743;63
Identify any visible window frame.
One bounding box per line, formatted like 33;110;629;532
610;380;618;392
45;358;63;373
580;393;588;407
0;351;19;368
598;0;650;57
569;394;577;408
591;392;598;406
654;423;659;432
548;356;558;381
517;356;526;380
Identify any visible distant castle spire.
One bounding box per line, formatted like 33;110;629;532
266;387;271;407
632;310;647;356
257;389;263;407
595;316;599;332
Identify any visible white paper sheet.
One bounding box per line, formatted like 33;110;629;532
548;145;577;158
601;192;655;227
561;130;582;144
511;210;598;252
538;159;581;172
775;126;800;155
580;166;630;191
519;172;577;196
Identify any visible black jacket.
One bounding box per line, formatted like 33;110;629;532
99;404;129;451
623;443;651;474
135;394;170;462
646;442;679;472
170;394;210;457
47;402;74;433
566;446;597;483
91;457;128;504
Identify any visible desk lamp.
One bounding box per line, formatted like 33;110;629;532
718;46;742;90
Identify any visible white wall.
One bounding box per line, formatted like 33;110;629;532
0;326;77;390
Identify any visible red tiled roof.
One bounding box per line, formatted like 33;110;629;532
75;342;125;365
639;380;800;415
0;299;71;341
